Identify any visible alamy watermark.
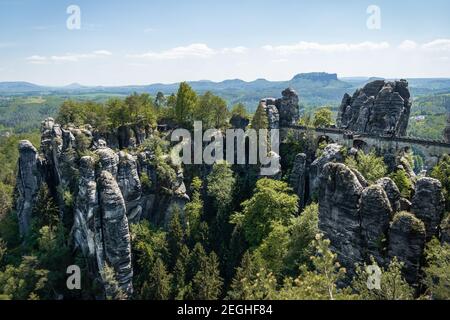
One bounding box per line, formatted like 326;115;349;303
367;5;381;30
66;5;81;30
170;121;280;176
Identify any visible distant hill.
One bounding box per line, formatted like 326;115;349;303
1;73;450;112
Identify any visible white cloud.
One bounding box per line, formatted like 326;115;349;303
128;44;248;60
398;40;418;51
422;39;450;51
26;55;48;64
262;41;390;55
93;50;112;56
128;43;217;60
221;46;248;54
26;50;113;64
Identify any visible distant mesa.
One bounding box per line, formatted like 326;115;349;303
291;72;338;82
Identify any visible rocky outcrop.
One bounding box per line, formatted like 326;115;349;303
388;212;426;284
118;151;142;223
318;163;364;276
376;177;401;213
16;140;42;236
97;171;133;297
337;80;412;136
260;100;280;130
95;147;119;177
260;88;300;129
290;153;307;209
359;185;392;263
310;144;344;198
72;156;100;271
277;88;300;127
441;216;450;244
411;177;445;240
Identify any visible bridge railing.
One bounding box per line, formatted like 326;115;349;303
285;125;450;148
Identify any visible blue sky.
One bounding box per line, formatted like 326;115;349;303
1;0;450;85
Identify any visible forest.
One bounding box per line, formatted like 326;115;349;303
0;82;449;301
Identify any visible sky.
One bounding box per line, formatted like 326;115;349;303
0;0;450;86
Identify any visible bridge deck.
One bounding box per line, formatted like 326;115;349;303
286;125;450;149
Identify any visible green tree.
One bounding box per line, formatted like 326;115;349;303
345;150;388;184
278;234;354;300
423;238;450;300
231;103;249;119
251;103;268;131
227;251;277;300
101;264;127;300
185;177;203;239
390;169;413;198
0;256;49;300
142;258;172;300
352;257;413;300
175;82;197;125
233;178;298;247
431;155;450;210
254;222;290;275
284;203;319;274
191;252;223;300
313;107;334;128
167;208;185;267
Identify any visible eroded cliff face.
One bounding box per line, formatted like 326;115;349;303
316;160;446;284
260;88;300;129
15;117;189;298
337;80;412;136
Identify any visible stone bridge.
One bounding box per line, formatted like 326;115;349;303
283;125;450;168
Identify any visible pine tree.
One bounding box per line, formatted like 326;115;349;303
251;102;268;131
167;207;185;267
192;252;223;300
142;258;172;300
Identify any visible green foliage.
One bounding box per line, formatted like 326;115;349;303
194;91;229;129
101;264;127;300
284;203;319;274
191;251;223;300
253;222;290;275
142;258;172;300
251;103;268;131
431;155;450;210
390;169;413;198
185;177;203;239
423;238;450;300
277;234;354;300
0;256;49;300
207;162;235;214
312;107;334;128
167;208;185;267
235;178;298;247
175;82;197;125
345;150;387;184
227;251;277;300
352;257;413;300
231;103;249;119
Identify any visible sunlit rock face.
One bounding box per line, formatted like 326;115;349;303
411;177;445;241
337;80;412;136
16;140;42;236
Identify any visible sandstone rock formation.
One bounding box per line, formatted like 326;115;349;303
16;140;42;236
14;117;190;298
290;153;307;209
337;80;412;136
388;212;426;284
411;177;445;240
310;144;344;197
359;185;392;263
260;88;300;129
318;163;364;276
98;171;133;296
376;177;401;213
